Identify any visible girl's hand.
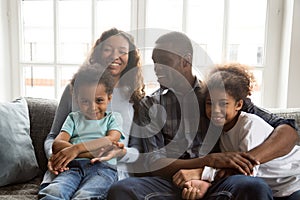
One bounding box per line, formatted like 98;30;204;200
182;180;211;199
173;168;203;188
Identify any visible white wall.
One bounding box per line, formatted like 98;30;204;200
286;0;300;108
277;0;300;108
0;0;12;101
263;0;283;108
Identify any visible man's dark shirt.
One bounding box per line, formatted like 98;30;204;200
129;78;298;170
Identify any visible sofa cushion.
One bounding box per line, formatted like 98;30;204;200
0;98;39;187
269;108;300;144
25;97;58;173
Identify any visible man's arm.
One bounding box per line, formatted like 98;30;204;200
248;124;298;163
243;98;299;163
149;152;259;179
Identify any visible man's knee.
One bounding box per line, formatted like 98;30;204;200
227;175;273;199
107;178;137;200
230;175;269;191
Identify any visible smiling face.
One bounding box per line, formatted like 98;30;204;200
77;83;112;120
205;88;243;131
152;43;185;89
100;35;129;79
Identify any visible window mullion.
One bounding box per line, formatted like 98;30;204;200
182;0;187;32
136;0;146;64
130;0;138;31
221;0;229;62
91;0;96;44
53;0;59;99
10;0;22;99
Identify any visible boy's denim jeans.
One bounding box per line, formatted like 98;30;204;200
39;159;117;200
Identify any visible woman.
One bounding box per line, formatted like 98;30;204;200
41;28;145;188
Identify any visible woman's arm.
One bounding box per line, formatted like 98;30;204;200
52;129;121;170
44;84;73;158
74;130;121;155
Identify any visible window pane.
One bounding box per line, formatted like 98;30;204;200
250;69;263;106
141;49;160;95
21;0;54;62
95;0;131;35
58;65;80;98
186;0;224;64
23;66;55;99
227;0;267;66
58;0;92;63
146;0;183;31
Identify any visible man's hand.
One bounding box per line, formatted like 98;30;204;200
205;152;259;175
173;168;203;188
90;142;126;164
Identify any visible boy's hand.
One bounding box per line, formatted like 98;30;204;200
90;142;126;163
51;146;79;171
48;155;69;175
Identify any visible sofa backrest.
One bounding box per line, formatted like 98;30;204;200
25;97;58;173
269;108;300;133
24;97;300;174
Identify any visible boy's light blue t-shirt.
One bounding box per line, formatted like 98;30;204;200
61;111;123;165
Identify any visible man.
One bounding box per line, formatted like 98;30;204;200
107;31;299;199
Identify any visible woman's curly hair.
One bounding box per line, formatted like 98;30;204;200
86;28;145;106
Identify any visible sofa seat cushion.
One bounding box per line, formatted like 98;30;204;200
0;175;42;200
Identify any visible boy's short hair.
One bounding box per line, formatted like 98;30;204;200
71;63;114;97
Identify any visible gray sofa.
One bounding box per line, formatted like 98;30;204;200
0;97;57;200
0;97;299;200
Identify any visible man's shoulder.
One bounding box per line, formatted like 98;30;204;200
140;88;163;105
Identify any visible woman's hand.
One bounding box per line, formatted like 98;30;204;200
90;142;126;163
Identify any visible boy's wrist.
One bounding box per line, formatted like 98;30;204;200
201;166;217;182
72;144;83;155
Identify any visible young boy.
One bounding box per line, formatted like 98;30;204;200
182;63;300;199
39;64;123;200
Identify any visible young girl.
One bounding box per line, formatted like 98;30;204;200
39;64;123;200
183;63;300;200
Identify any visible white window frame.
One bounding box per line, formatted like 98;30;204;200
8;0;284;107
